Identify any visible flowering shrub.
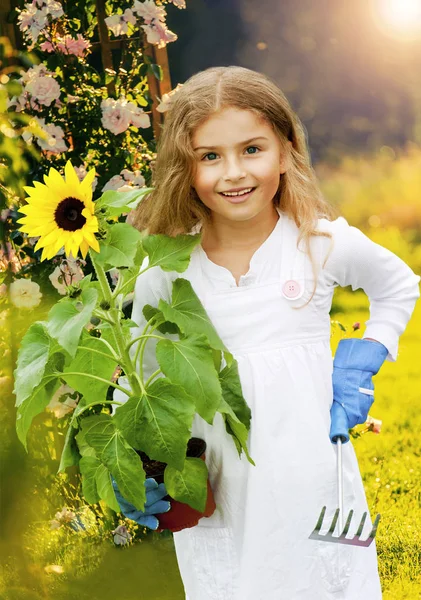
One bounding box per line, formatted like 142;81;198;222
1;0;186;298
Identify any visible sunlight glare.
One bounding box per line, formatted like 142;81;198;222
380;0;421;29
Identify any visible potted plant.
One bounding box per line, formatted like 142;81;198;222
13;160;255;532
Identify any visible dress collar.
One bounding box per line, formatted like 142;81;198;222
193;207;284;285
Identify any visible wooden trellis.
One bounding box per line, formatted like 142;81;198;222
2;0;173;140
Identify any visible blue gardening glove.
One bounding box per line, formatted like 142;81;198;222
329;338;388;444
111;476;171;531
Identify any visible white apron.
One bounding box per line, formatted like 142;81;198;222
171;209;383;599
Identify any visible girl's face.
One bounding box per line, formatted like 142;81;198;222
191;107;290;225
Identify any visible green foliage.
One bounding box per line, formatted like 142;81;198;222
113;379;196;472
13;228;255;516
46;288;98;358
164;458;209;513
156;334;222;424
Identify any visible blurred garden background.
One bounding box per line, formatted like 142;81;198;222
1;0;420;598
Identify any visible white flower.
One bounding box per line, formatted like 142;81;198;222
44;0;64;20
25;75;60;107
156;82;183;113
133;0;166;23
101;98;133;135
102;174;126;192
17;4;48;43
49;257;85;294
27;117;68;154
127;103;151;129
9;278;42;309
102;168;146;192
169;0;186;7
105;9;136;36
46;384;80;418
112;525;132;545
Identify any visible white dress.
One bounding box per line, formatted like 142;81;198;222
115;208;420;600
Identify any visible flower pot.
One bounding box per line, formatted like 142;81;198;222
135;437;216;533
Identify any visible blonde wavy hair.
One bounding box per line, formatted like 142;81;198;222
131;65;339;306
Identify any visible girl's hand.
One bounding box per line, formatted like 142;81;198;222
331;338;388;430
111;476;171;530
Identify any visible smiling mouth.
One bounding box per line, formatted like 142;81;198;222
219;187;256;197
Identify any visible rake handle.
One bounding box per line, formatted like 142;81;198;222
330;401;349;534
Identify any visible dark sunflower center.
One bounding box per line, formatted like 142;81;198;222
55;197;86;231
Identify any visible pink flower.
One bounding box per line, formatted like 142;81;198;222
25;74;60;106
62;34;91;56
101;97;150;135
40;34;91;57
366;416;382;434
141;21;178;48
39;40;54;52
168;0;186;7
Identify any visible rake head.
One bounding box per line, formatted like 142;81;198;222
309;506;381;547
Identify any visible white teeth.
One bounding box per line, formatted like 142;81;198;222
221;188;253;197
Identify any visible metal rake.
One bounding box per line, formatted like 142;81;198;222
309;436;381;547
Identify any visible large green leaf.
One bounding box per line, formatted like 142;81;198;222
156;334;222;424
95;188;154;217
95;223;143;270
58;421;80;473
46;288;98;358
79;455;120;512
219;398;255;466
142;304;180;335
159;278;233;365
14;321;59;407
15;357;62;451
142;233;201;273
219;360;251;431
164;457;208;512
112;378;195;471
80;413;147;511
116;244;147;294
62;334;117;400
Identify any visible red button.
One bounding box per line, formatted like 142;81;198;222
282;280;301;298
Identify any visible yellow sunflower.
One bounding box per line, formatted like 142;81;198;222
17;160;100;261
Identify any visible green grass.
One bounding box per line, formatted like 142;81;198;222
331;287;421;599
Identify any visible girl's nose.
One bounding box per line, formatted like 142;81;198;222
222;158;247;181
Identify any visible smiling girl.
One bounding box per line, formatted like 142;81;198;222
114;66;420;599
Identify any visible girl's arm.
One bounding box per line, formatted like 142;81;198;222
320;216;420;362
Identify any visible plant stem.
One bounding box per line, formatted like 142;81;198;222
126;332;165;350
89;250;146;397
58;372;132;396
113;265;151;299
75;399;124;418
